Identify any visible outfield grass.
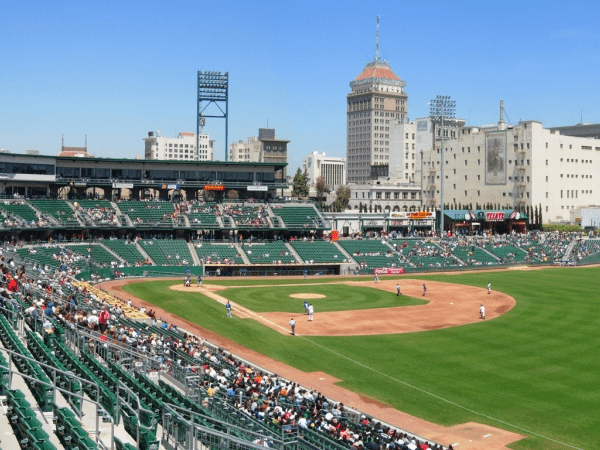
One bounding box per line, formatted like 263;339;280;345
218;284;427;312
122;267;600;449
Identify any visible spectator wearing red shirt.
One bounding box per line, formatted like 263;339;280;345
98;307;111;333
7;276;18;292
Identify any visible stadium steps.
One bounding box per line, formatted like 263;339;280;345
181;214;191;228
26;201;58;226
237;244;252;264
563;240;577;262
284;242;303;262
98;242;127;265
0;402;22;450
332;241;354;262
112;201;134;227
134;242;155;265
480;246;501;262
187;242;202;265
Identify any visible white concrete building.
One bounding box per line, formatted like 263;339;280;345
229;129;289;164
420;113;600;224
302;152;346;191
570;206;600;228
346;180;422;213
143;131;213;161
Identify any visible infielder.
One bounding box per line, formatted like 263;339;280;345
480;304;486;320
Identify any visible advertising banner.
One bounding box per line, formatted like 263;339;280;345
373;267;405;275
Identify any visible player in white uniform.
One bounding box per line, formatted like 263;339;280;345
480;304;486;320
487;282;491;294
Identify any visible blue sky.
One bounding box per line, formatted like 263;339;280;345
1;0;599;171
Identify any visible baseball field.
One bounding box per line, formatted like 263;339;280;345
112;266;600;450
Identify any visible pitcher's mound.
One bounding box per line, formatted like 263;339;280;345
289;293;326;299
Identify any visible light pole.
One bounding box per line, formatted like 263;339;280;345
430;95;456;237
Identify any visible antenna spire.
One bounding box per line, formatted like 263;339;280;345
375;16;381;62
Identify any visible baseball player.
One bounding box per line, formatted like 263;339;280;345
480;304;486;320
422;284;427;296
374;273;380;283
396;283;402;296
308;304;314;322
226;301;232;318
289;318;296;335
487;282;491;294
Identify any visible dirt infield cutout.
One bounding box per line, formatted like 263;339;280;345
289;293;326;299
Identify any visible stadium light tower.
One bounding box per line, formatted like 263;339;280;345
197;71;229;160
429;95;456;237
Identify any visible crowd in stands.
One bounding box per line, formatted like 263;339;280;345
0;244;450;450
74;202;118;226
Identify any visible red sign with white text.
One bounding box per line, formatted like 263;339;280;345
373;267;405;275
485;212;505;222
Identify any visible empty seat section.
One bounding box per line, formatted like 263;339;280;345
0;201;38;223
338;240;406;269
243;241;297;264
119;201;174;225
272;205;323;228
291;241;346;263
195;242;244;264
29;200;79;225
140;239;193;265
103;240;145;265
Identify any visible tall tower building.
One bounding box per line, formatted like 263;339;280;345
346;17;408;183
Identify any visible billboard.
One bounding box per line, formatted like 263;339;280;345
373;267;405;275
485;131;507;185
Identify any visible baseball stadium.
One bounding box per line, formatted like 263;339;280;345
0;154;599;450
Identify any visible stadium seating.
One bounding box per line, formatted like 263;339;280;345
572;239;600;264
73;199;118;226
224;203;270;228
103;239;146;265
338;239;407;270
17;247;63;270
5;388;57;450
392;239;458;269
0;314;52;411
485;243;532;263
119;200;174;225
194;242;244;264
0;201;38;223
29;199;79;226
243;241;298;264
272;205;324;228
140;239;194;265
451;244;499;266
291;240;346;263
64;244;120;267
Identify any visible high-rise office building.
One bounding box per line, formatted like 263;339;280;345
346;18;408;183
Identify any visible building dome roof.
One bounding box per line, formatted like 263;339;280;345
353;61;400;82
351;59;405;88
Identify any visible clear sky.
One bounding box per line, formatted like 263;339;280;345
1;0;599;171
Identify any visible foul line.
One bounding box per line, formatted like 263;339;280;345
297;334;582;450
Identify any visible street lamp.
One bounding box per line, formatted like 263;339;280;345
430;95;457;237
